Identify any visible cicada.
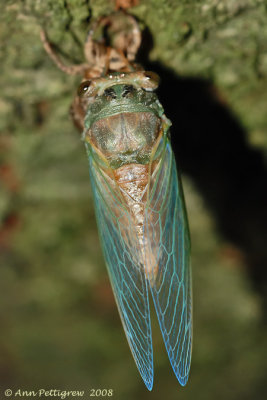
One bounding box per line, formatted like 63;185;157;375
41;8;192;390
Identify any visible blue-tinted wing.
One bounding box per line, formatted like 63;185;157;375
144;141;192;386
87;146;154;390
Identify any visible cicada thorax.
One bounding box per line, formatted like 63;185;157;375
80;71;163;164
87;111;161;167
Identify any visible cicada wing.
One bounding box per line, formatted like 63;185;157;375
144;142;192;386
87;149;154;390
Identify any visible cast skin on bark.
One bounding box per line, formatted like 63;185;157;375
41;5;192;390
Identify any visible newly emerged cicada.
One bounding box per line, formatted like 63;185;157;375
41;7;192;390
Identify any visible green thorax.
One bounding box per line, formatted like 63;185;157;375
82;74;171;169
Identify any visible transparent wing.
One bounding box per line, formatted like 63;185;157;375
144;141;192;386
87;147;153;390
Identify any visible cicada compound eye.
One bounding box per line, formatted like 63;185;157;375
77;80;91;97
141;71;160;91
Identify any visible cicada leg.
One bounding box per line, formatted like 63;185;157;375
40;29;90;76
83;21;113;77
83;11;141;75
70;96;87;133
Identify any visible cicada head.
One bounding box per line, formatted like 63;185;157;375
79;71;168;168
